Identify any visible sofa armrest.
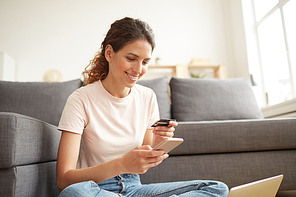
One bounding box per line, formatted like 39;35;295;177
170;118;296;155
0;112;61;168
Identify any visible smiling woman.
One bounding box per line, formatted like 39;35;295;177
56;17;229;197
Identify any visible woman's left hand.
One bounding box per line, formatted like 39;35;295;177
152;120;178;144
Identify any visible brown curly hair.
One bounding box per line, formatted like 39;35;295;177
82;17;155;85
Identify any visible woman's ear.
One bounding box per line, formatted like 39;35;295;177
105;44;113;63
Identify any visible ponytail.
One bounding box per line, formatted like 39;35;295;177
82;51;109;85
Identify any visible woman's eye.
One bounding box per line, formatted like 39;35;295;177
127;57;135;61
143;61;149;65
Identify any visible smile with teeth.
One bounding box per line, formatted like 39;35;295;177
125;72;138;80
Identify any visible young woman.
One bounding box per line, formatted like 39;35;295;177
57;17;229;197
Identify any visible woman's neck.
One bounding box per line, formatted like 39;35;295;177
101;77;131;98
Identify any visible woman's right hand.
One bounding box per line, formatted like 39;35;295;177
120;145;169;174
57;131;168;191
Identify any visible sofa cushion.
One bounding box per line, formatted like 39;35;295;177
0;79;82;126
140;150;296;190
137;76;171;118
170;77;263;121
0;161;60;197
170;119;296;156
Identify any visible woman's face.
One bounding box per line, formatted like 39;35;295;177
105;39;152;89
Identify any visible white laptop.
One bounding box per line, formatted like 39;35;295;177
228;174;283;197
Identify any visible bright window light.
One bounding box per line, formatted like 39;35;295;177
253;0;278;21
284;0;296;92
258;9;292;105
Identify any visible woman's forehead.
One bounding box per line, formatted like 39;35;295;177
120;40;152;58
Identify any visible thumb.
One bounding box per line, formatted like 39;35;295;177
140;145;153;150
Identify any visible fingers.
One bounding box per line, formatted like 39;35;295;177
153;130;174;137
169;120;178;127
144;153;169;169
148;155;168;167
148;153;169;163
138;145;153;151
152;120;178;138
122;145;171;174
137;147;169;162
153;126;175;137
132;148;169;173
155;126;175;132
136;145;166;157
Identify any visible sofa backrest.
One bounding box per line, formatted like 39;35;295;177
137;76;171;119
1;76;261;124
0;79;82;126
170;77;263;121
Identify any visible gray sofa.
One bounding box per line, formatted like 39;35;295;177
1;77;296;197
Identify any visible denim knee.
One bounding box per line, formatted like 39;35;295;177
214;181;229;197
59;181;121;197
58;181;100;197
196;180;229;197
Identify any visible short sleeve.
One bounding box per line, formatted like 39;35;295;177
58;90;88;134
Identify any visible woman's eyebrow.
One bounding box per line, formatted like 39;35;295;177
127;53;139;57
127;53;151;60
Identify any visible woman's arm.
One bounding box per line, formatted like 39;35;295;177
56;131;123;190
57;130;167;191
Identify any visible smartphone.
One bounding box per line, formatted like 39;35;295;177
151;119;176;127
153;138;184;153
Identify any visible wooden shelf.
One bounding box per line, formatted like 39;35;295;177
148;63;226;79
188;63;226;79
148;64;184;78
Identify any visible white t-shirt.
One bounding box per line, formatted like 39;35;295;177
58;80;159;169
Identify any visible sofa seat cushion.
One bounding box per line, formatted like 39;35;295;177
0;79;82;126
0;161;59;197
169;118;296;155
137;76;171;118
0;112;61;168
170;77;263;121
140;149;296;191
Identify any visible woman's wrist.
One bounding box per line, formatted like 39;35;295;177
113;156;127;174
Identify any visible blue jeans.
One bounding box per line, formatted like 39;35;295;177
58;174;229;197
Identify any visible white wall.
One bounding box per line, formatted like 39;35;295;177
0;52;16;81
0;0;249;82
222;0;250;78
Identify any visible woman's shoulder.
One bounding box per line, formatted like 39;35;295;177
68;81;100;101
80;80;102;92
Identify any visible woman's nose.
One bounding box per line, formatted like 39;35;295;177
133;63;142;74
